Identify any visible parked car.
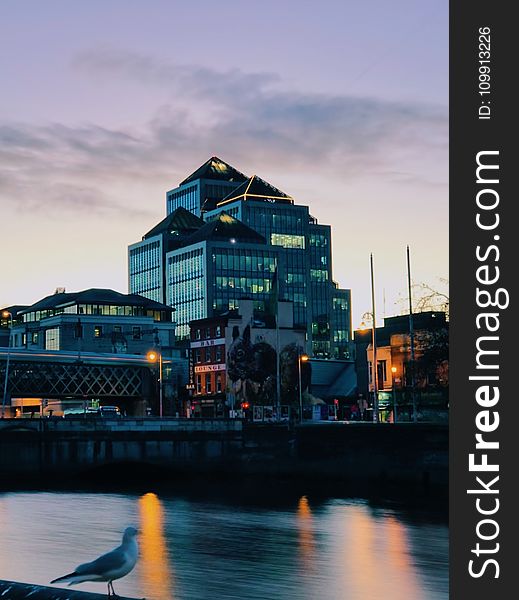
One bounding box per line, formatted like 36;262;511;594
99;405;122;418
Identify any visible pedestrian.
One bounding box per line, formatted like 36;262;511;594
358;395;368;421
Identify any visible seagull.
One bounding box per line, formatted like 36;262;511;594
51;526;139;598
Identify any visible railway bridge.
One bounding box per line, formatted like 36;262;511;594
0;348;187;415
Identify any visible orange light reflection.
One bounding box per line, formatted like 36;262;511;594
138;492;175;599
297;495;316;572
338;506;424;600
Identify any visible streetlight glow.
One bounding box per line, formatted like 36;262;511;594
391;366;397;423
147;350;163;417
298;352;309;424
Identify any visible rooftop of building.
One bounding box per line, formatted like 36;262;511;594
182;212;267;246
143;206;204;240
19;288;173;316
1;305;29;318
354;311;448;345
217;175;294;207
179;156;248;187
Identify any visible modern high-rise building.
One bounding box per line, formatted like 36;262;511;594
128;157;352;359
128;207;204;304
166;157;248;217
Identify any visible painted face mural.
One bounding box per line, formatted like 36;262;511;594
227;326;310;405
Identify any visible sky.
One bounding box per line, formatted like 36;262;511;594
0;0;448;327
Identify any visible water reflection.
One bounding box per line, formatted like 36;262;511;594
333;505;426;600
0;492;447;600
138;492;175;599
297;495;316;572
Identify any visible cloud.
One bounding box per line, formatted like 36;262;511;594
0;48;447;217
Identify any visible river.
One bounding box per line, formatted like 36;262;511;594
0;489;448;600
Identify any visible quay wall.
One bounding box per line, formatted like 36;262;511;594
0;419;447;489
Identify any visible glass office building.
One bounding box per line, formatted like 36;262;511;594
128;159;352;358
128;207;204;305
166;157;248;217
128;236;163;303
205;175;350;358
165;214;281;339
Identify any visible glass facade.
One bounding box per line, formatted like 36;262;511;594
23;303;169;323
308;223;333;357
129;160;353;360
205;199;350;359
166;180;242;217
207;201;309;328
128;237;162;303
45;328;60;350
166;241;281;340
167;246;207;339
167;183;199;216
211;245;279;315
332;288;351;359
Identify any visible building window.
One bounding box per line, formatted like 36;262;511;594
215;325;222;337
113;326;122;333
205;348;212;363
45;328;60;351
206;374;212;394
206;327;211;339
216;374;222;393
215;347;222;362
196;374;202;394
377;360;387;386
271;233;305;249
195;329;201;340
132;326;142;340
195;349;201;364
94;325;103;338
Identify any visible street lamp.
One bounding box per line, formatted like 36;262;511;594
298;353;309;424
1;310;13;418
391;366;398;424
147;350;163;418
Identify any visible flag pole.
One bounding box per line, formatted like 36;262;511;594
407;245;417;423
370;253;378;423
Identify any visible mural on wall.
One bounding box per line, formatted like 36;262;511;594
227;325;311;405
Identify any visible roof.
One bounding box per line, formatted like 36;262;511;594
182;212;266;246
353;311;448;345
1;305;29;319
310;360;357;399
218;175;294;206
143;207;204;240
19;289;172;315
179;157;248;186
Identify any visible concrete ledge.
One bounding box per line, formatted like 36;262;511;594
0;579;143;599
0;418;243;433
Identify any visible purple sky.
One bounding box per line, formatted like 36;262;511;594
0;0;448;326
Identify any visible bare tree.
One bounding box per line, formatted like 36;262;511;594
397;278;449;318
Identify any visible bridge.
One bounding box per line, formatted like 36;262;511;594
0;348;186;413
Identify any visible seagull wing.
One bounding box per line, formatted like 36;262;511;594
76;546;128;577
51;546;128;585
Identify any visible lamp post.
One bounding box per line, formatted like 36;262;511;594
298;353;309;424
2;310;13;418
391;366;397;424
147;350;163;418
